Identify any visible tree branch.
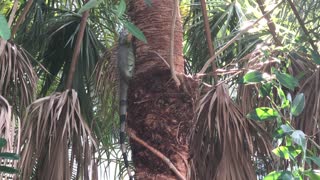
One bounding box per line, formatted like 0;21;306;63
65;4;89;89
169;0;181;87
127;129;186;180
200;0;218;83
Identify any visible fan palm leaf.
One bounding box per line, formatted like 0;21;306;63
0;39;38;114
190;83;272;180
19;89;97;179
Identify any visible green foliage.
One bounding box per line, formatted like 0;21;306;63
247;107;279;121
273;69;299;91
311;50;320;65
290;93;305;116
239;71;265;84
124;21;147;43
78;0;102;14
243;65;318;180
264;171;297;180
0;138;19;174
0;14;10;40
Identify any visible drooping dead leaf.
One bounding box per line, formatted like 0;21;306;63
19;89;96;180
0;95;20;179
189;83;272;180
294;68;320;153
0;39;37;113
95;48;119;121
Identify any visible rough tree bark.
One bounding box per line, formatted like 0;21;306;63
127;1;194;179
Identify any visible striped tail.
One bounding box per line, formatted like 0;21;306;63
119;81;134;180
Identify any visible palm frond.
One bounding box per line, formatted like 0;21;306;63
19;89;97;180
294;68;320;152
0;39;38;114
190;83;272;180
0;95;18;152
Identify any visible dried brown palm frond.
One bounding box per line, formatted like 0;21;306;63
0;95;19;152
294;68;320;148
19;89;97;180
288;52;316;83
0;95;20;180
0;39;37;113
189;83;272;180
94;48;119;130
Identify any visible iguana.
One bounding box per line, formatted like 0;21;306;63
118;29;135;180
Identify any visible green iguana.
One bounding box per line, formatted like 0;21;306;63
118;29;135;180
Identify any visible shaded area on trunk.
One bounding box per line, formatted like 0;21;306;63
127;70;193;179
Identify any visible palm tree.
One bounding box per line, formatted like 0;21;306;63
1;0;320;179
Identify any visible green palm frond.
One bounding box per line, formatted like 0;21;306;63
184;1;265;76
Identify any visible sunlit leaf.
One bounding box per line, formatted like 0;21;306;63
247;107;279;121
290;93;305;116
276;86;289;108
124;21;147;43
303;170;320;180
273;125;294;138
0;153;19;160
0;14;10;40
78;0;101;14
291;130;306;150
307;156;320;167
264;171;294;180
272;146;301;159
239;71;264;84
274;69;299;90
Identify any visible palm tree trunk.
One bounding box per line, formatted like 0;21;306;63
127;1;192;179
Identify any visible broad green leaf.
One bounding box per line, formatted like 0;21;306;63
274;69;299;90
272;146;301;160
307;156;320;167
239;71;264;84
276;86;289;108
0;14;10;40
0;138;7;148
78;0;101;14
291;130;306;150
311;50;320;65
246;107;279;121
290;93;305;116
273;125;294;138
0;153;19;160
144;0;152;6
281;124;294;134
259;83;272;97
116;0;126;17
0;166;19;174
303;170;320;180
264;171;294;180
124;21;147;43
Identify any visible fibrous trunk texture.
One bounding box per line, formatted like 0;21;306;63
128;1;192;179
